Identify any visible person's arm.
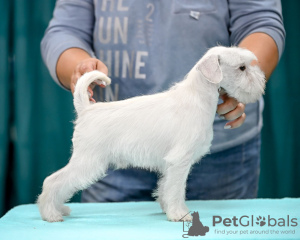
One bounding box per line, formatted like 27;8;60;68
239;32;278;80
41;0;100;92
217;0;285;129
217;32;279;129
56;48;108;98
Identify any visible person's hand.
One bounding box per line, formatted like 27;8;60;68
217;92;246;129
70;58;108;102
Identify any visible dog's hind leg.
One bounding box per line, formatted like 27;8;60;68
37;153;108;222
153;174;167;213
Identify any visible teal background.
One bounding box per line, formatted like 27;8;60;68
0;0;299;217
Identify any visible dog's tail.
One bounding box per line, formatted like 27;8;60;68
74;70;111;115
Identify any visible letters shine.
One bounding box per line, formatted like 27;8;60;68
213;215;298;227
99;0;149;80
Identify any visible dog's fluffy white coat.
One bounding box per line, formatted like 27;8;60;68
37;46;265;222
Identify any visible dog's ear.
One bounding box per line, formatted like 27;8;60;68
197;54;223;84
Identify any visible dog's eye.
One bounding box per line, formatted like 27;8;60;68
239;65;246;71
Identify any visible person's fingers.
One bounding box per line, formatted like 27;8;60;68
224;113;246;130
86;86;96;102
73;71;81;82
87;86;93;96
217;92;246;129
87;87;96;102
96;60;108;75
78;62;95;75
70;82;75;95
217;96;239;115
88;91;96;103
220;103;245;121
71;60;96;94
95;60;108;88
71;58;109;98
98;82;107;88
70;71;81;95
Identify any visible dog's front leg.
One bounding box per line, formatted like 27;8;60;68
162;160;193;222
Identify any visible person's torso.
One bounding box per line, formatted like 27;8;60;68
92;0;262;153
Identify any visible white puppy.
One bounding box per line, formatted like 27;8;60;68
37;46;265;222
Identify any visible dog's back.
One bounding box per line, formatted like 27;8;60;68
73;76;212;170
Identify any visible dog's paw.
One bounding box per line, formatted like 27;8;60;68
60;205;71;216
41;211;64;222
167;211;192;222
181;213;193;222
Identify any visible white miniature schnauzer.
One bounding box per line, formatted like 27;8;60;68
37;46;265;222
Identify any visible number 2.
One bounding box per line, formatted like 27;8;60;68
146;3;154;22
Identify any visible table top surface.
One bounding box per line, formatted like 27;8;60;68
0;198;299;240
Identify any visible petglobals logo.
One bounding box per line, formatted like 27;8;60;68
181;211;210;238
212;215;298;237
213;215;298;228
179;212;299;238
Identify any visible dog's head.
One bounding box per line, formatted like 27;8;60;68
197;46;266;104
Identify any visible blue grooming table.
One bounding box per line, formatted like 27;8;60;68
0;199;299;240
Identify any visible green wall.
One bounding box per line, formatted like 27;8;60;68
259;1;300;198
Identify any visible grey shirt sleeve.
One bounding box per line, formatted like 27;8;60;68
228;0;286;59
41;0;95;90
